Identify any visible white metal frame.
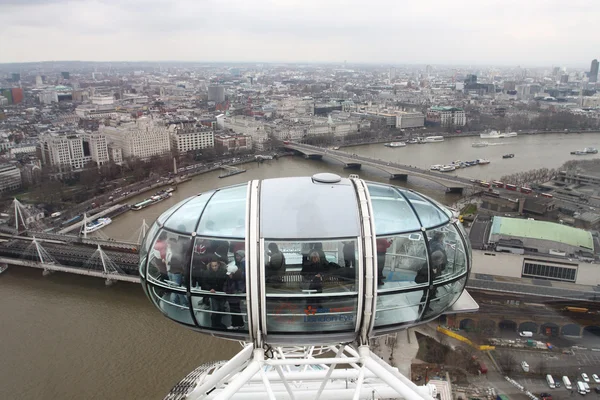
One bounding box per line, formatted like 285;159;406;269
182;343;437;400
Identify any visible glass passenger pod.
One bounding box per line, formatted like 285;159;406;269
141;183;250;338
259;177;362;343
367;183;469;333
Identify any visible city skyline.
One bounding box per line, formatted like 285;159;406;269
1;0;598;66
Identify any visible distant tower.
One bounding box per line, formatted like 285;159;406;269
589;59;599;83
389;67;396;81
35;75;43;87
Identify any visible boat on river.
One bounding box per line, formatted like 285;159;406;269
439;165;456;172
472;142;489;148
83;217;112;234
480;130;518;139
131;191;173;211
384;142;406;148
503;154;515;159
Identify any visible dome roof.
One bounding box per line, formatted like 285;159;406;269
139;175;475;345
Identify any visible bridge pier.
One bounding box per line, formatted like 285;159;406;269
446;187;464;194
390;174;408;181
105;278;115;286
42;269;54;277
303;154;323;160
344;163;361;170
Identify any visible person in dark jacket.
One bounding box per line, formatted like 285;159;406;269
225;250;246;329
203;256;228;329
301;251;326;293
266;243;286;284
376;238;393;285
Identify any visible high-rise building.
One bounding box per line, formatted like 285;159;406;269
61;71;70;79
39;135;91;170
389;68;396;81
208;86;225;103
560;74;569;84
11;88;23;104
464;74;477;84
35;75;43;87
590;59;599;83
11;73;20;82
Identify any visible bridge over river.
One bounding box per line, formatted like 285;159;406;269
284;142;476;193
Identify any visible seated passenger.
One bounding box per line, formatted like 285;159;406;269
266;243;286;284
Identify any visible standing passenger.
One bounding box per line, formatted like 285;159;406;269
376;237;393;286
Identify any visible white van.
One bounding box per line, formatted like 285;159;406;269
546;374;555;389
519;331;534;337
577;381;586;395
562;376;572;390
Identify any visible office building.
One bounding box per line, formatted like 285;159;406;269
395;112;425;129
427;106;466;127
168;121;215;154
38;90;58;105
208;86;225;103
39;135;91;170
11;88;23;104
100;117;171;160
0;163;22;192
214;134;252;152
590;59;599;83
82;133;110;166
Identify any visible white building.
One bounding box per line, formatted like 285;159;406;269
427;106;466;127
100;117;171;160
168;122;215;154
0;163;22;192
38;91;58;105
90;95;114;106
395;112;425;129
82;133;110;166
224;116;268;150
39;135;91;170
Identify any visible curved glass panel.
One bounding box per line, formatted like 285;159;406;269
139;222;160;278
419;193;456;219
367;183;420;234
157;198;193;225
189;236;248;332
148;285;194;325
163;192;214;233
147;229;193;289
374;288;427;327
260;177;360;239
376;233;429;290
402;190;449;228
455;221;472;268
197;185;247;238
423;276;466;319
427;225;467;283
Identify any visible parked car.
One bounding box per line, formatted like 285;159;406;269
521;361;530;372
581;373;590;382
592;374;600;384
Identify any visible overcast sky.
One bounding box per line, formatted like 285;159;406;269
0;0;597;67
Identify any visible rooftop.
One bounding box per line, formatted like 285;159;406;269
490;216;594;250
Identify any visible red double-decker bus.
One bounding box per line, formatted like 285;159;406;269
505;184;517;191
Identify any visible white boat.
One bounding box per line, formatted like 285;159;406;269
430;164;443;171
439;165;456;172
472;142;488;148
476;159;491;165
479;130;518;139
423;136;444;143
384;142;406;148
584;147;598;154
83;217;112;234
406;139;419;144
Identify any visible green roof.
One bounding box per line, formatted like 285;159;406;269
490;217;594;250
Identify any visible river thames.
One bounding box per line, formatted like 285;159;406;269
1;132;598;400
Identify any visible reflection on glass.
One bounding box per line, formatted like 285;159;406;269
188;236;247;331
367;183;421;235
263;239;359;294
191;295;248;332
402;190;449;228
265;296;357;333
423;277;466;319
376;233;429;290
374;289;427;327
197;185;247;238
140;222;160;263
163;192;213;233
427;225;467;283
149;286;194;325
157;198;191;225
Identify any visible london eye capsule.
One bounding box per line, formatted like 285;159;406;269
139;174;476;345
